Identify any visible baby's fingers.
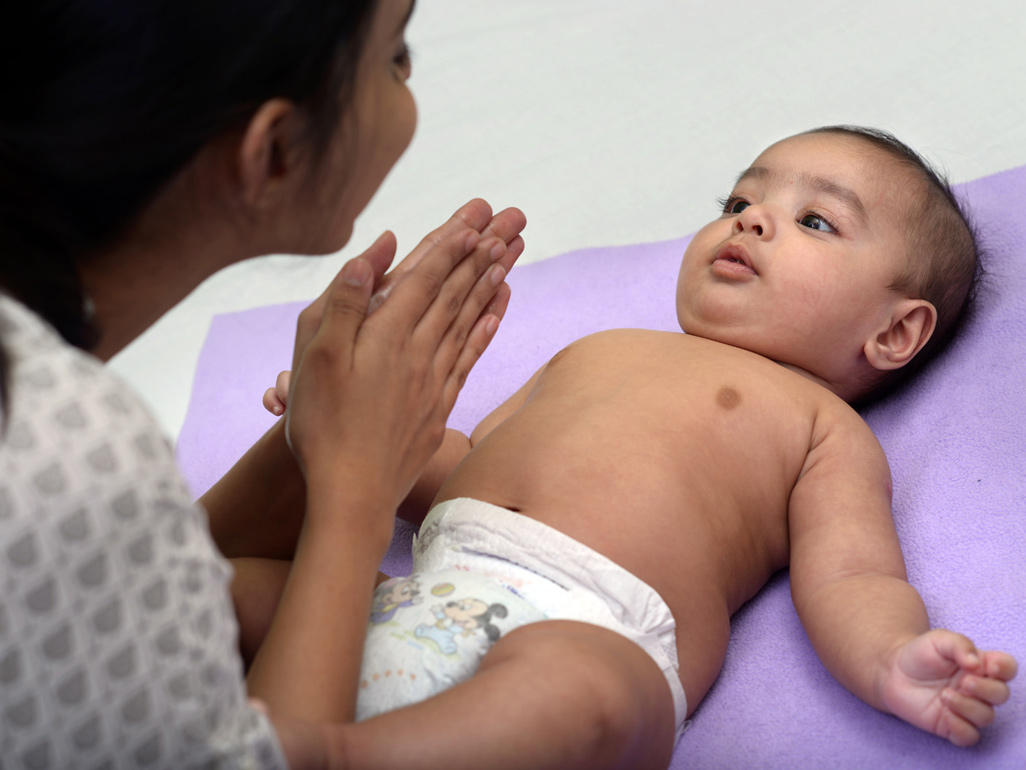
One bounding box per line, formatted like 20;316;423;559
262;387;285;417
262;371;292;416
957;674;1011;707
983;651;1018;682
927;630;981;673
274;370;292;406
941;688;995;744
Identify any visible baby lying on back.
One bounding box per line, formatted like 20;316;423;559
259;126;1016;769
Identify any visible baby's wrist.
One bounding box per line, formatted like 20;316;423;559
875;633;919;710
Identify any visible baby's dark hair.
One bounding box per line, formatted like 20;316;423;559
806;125;982;405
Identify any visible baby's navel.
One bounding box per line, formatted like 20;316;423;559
716;386;741;410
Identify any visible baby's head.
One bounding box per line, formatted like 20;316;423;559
676;126;979;404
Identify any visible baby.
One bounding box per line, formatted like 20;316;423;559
261;126;1017;768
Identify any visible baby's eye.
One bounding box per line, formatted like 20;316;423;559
719;197;750;215
798;213;836;233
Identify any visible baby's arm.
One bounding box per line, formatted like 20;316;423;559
788;408;1016;746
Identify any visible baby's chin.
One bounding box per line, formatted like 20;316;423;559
677;320;749;350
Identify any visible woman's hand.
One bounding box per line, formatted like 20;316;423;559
285;199;525;526
245;201;524;720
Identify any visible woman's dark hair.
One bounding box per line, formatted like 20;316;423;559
805;125;983;406
0;0;379;405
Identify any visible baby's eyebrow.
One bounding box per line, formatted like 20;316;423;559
735;165;869;226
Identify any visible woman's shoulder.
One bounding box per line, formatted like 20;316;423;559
1;294;174;474
0;295;286;768
0;293;207;568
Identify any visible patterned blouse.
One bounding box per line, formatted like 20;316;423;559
0;296;284;769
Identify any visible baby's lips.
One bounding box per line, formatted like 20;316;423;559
712;243;758;278
714;243;756;272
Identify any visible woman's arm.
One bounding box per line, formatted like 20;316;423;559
396;427;471;524
202;418;306;559
244;201;526;722
203;202;525;562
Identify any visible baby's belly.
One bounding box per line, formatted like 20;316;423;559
436;440;784;712
441;429;781;596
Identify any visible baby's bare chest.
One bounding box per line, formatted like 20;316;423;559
528;331;816;470
466;332;821;608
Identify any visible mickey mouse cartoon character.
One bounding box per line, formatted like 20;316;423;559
415;590;509;655
370;576;422;624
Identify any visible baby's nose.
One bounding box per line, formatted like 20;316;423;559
734;204;773;238
734;219;763;236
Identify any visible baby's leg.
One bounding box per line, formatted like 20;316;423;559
340;620;677;770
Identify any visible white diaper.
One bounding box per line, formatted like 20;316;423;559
355;497;688;741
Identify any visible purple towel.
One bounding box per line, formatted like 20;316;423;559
178;165;1026;768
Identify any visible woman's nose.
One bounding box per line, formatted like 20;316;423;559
734;204;773;239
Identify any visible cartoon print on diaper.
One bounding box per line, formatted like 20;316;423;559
370;576;422;624
412;520;442;558
414;582;509;655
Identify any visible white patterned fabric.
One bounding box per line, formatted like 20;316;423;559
0;296;284;769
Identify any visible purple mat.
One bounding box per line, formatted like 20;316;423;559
178;166;1026;768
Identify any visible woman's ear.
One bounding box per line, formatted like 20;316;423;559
237;99;299;208
864;299;938;372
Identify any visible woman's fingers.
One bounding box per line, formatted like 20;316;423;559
389;199;494;276
361;230;400;284
369;227;502;339
483;279;513;323
383;202;525;286
391;205;525;340
439;284;511;416
285;257;376;460
283;200;524;500
378;209;523;411
291;232;398;372
480;206;528;251
424;253;510;388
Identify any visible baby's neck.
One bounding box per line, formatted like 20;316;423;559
773;360;855;403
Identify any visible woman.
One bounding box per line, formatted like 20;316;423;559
0;1;524;766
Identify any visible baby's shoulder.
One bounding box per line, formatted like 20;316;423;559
802;394;889;479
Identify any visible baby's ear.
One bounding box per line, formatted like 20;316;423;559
864;299;937;371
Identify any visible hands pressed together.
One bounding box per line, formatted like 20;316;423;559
881;629;1017;747
241;200;525;731
283;199;525;529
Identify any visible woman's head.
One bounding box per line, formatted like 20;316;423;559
0;0;415;349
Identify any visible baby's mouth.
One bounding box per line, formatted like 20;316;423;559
713;244;757;275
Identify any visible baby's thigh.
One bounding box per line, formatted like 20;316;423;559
356;568;546;720
343;621;676;769
479;620;677;765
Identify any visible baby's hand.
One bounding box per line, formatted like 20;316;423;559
882;629;1017;746
262;370;292;417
